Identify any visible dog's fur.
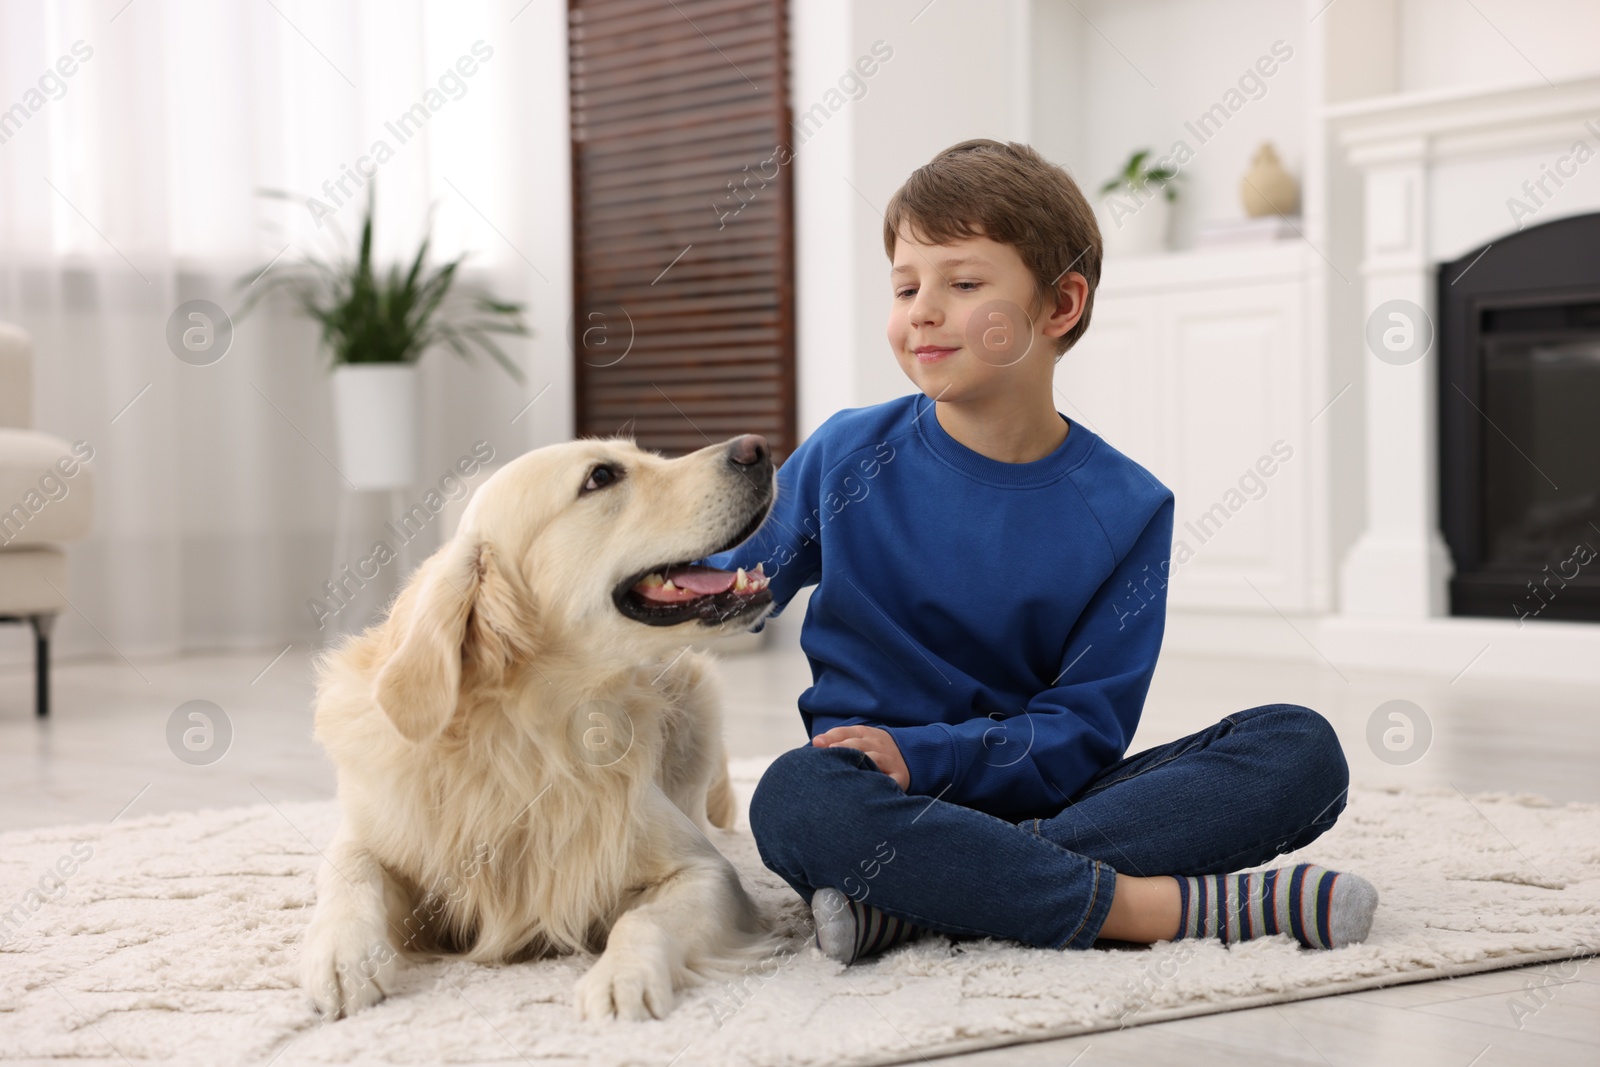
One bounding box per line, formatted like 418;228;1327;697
301;435;783;1021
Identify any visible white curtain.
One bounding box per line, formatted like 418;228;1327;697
0;0;573;667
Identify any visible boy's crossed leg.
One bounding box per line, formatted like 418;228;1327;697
754;704;1377;964
751;742;1120;960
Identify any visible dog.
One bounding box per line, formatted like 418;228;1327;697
300;432;784;1021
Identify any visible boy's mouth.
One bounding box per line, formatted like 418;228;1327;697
915;345;957;364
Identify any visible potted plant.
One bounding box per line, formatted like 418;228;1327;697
1098;149;1181;257
237;184;529;491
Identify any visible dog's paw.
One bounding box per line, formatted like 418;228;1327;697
575;948;676;1021
301;920;400;1019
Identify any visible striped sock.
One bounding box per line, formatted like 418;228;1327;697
810;887;926;964
1171;863;1378;949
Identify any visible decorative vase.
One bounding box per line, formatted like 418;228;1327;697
1098;190;1171;257
1240;142;1299;218
331;363;419;491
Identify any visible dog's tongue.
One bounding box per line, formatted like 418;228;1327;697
663;565;735;594
632;565;736;603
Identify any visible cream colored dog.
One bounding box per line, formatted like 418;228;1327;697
301;433;783;1021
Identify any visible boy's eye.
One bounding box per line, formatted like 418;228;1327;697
895;282;981;299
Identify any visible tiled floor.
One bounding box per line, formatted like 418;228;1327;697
3;624;1597;1065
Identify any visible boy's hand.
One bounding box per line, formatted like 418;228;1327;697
813;726;909;791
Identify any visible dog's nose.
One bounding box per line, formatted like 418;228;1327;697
726;434;769;467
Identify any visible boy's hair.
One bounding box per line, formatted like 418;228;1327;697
881;139;1102;357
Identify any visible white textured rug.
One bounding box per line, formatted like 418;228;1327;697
3;758;1599;1067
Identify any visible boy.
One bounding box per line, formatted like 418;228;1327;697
700;139;1376;963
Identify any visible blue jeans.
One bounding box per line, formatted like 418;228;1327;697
749;704;1350;951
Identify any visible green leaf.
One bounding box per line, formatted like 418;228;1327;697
232;179;529;382
1101;148;1183;200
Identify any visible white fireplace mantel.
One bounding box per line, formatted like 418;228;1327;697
1327;73;1600;625
1327;74;1600;166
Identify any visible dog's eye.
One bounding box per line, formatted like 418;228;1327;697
582;463;621;494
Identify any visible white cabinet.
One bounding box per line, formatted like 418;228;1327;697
1055;243;1316;613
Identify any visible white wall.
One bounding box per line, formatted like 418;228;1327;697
1029;0;1088;173
1321;0;1600;99
512;1;576;452
788;0;860;436
1399;0;1600;92
841;0;1033;412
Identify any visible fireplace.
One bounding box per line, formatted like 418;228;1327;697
1438;212;1600;624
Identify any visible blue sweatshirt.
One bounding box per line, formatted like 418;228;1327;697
699;392;1175;822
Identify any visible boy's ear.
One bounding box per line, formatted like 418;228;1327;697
1044;272;1089;340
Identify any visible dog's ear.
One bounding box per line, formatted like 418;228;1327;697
374;535;488;743
374;534;541;743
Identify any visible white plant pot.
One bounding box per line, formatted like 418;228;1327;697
1098;189;1172;257
331;363;419;491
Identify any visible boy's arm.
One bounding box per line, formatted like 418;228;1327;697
693;431;828;632
881;495;1175;818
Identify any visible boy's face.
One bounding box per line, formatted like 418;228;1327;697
887;226;1084;407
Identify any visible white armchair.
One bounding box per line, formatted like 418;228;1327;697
0;322;96;716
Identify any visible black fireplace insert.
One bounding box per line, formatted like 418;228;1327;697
1437;211;1600;624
